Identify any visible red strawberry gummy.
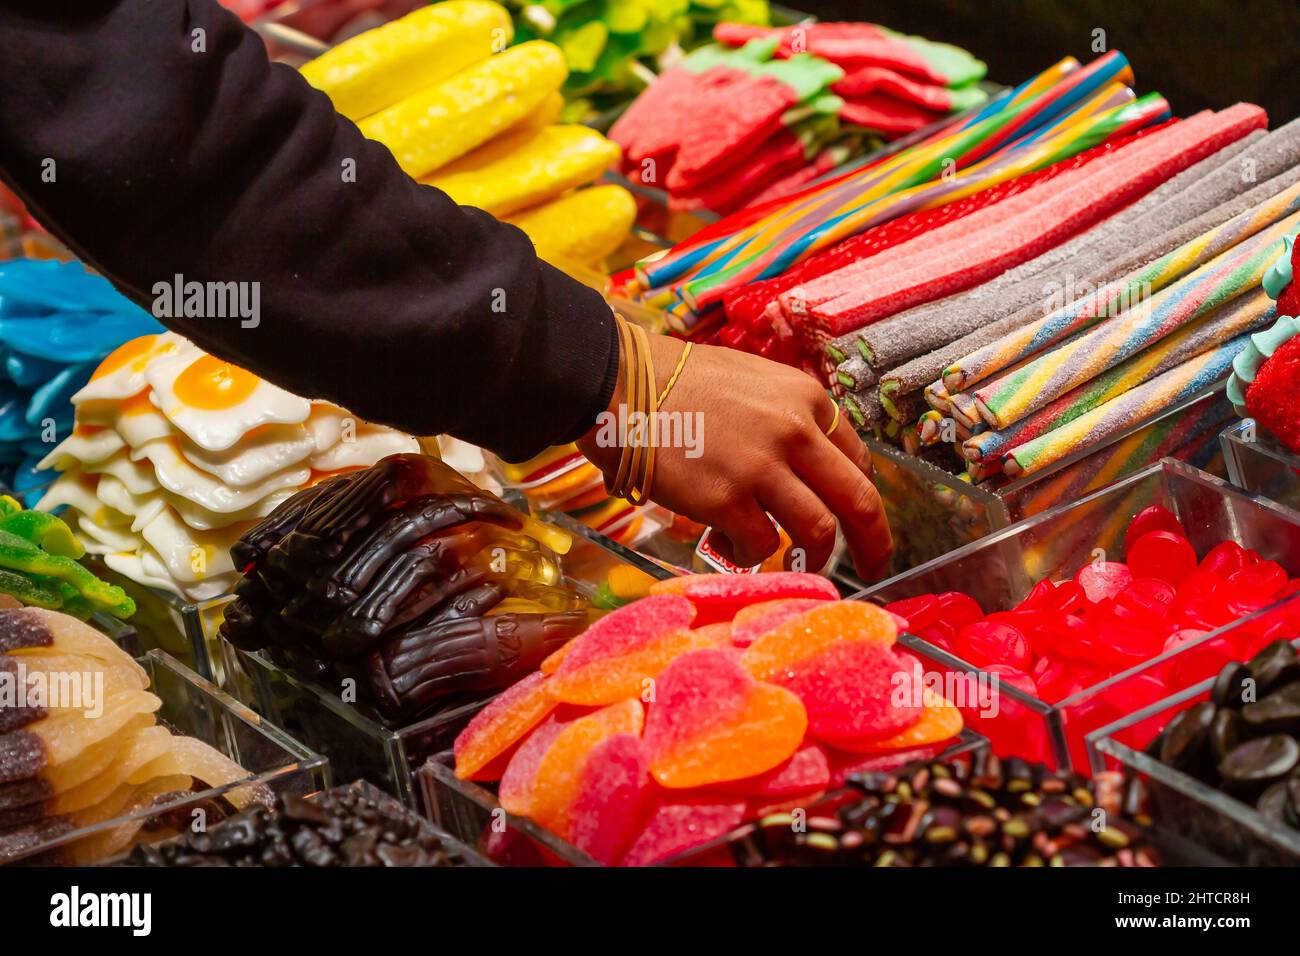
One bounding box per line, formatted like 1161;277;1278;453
954;616;1030;670
454;671;557;780
1126;531;1197;586
934;591;984;630
774;639;922;750
1075;560;1133;603
567;733;651;865
1123;504;1185;555
1227;561;1287;604
884;594;941;631
644;647;807;788
619;795;747;866
731;599;828;648
546;594;704;705
1198;540;1253;577
649;572;838;625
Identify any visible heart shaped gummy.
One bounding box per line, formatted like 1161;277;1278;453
644;648;807;789
547;594;708;705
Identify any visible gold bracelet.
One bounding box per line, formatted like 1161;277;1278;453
657;340;692;407
629;321;657;504
608;317;638;498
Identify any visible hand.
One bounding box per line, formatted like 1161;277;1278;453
577;333;892;580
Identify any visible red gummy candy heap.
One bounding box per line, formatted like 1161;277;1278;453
887;505;1300;762
452;574;965;865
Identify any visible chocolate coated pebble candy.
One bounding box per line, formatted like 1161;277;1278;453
1247;641;1300;696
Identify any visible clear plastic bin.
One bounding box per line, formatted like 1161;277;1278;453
841;388;1232;585
417;730;988;866
1221;418;1300;513
6;649;329;865
88;559;234;685
1085;645;1300;867
854;458;1300;772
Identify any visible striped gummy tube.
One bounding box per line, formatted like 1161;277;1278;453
962;288;1273;464
1000;335;1250;477
944;176;1300;393
974;209;1300;430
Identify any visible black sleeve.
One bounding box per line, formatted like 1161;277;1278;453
0;0;619;462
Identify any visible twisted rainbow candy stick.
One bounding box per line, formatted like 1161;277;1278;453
1001;335;1250;477
944;177;1300;393
681;84;1158;308
639;55;1123;296
963;288;1273;464
974;208;1300;429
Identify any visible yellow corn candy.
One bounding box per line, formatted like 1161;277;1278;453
359;41;566;179
300;0;513;121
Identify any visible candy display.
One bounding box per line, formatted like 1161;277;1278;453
608;25;986;214
1142;641;1300;834
451;576;965;865
301;0;634;269
883;503;1300;766
0;495;133;619
1228;229;1300;451
691;753;1158;867
122;782;476;867
16;4;1300;876
815;114;1299;520
0;607;259;864
219;453;592;725
35;332;419;601
0;258;163;496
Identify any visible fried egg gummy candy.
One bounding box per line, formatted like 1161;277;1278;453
35;333;419;601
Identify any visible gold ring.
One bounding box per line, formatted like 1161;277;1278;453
824;403;841;437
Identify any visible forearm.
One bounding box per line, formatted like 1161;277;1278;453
0;0;617;460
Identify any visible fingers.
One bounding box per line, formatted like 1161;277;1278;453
703;495;781;569
758;474;838;574
790;431;893;581
812;395;874;484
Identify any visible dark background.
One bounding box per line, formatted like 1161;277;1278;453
798;0;1300;124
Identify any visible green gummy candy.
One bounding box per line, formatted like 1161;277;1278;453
0;568;65;611
0;509;84;558
0;530;134;618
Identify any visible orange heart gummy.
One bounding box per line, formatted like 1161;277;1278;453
453;672;557;780
548;594;710;705
741;600;897;682
731;599;830;648
498;705;588;815
644;647;807;789
862;690;963;752
529;698;645;838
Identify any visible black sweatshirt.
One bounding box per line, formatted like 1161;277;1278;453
0;0;619;462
